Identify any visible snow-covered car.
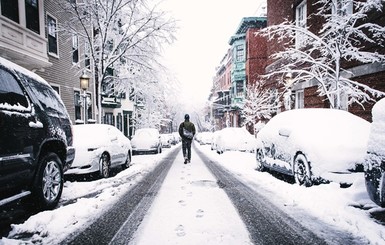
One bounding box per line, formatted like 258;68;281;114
65;124;132;178
255;108;370;186
211;130;221;151
0;57;75;209
131;128;162;155
171;132;181;145
160;134;173;148
216;127;257;154
196;132;213;145
364;98;385;207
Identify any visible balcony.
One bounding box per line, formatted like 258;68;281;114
0;16;51;70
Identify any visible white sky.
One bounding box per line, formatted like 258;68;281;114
160;0;266;106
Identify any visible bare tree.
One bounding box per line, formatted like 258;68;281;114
242;82;281;130
53;0;176;122
262;0;385;109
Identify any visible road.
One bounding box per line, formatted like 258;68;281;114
59;144;366;245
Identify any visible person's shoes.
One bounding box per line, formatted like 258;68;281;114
187;159;191;163
184;158;187;164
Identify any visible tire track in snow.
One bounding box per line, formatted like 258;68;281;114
194;145;365;245
62;146;180;245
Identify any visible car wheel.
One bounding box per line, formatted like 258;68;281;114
293;153;312;187
33;152;63;210
255;149;265;171
122;151;131;169
99;153;110;178
365;162;385;207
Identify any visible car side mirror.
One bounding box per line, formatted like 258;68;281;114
278;128;291;137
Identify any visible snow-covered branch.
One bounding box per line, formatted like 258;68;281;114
259;0;385;109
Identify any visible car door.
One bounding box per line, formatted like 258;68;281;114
0;67;43;194
108;126;126;166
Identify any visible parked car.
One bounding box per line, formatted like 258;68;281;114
216;127;257;154
364;98;385;207
65;124;132;178
195;132;213;145
0;57;75;210
211;131;221;151
131;128;162;155
255;108;370;186
171;132;181;145
160;134;173;148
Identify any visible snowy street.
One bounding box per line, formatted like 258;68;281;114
2;142;384;244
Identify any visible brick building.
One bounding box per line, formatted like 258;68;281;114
265;0;385;121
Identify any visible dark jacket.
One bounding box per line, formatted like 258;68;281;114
179;120;196;141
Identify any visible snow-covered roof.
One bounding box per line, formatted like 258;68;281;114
229;17;267;45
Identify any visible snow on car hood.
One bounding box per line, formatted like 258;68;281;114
257;109;370;176
131;128;159;148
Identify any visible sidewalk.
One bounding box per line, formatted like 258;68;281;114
131;146;252;245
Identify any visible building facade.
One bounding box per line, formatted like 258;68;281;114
40;0;95;125
0;0;95;124
0;0;136;136
266;0;385;121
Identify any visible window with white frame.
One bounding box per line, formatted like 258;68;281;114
47;14;58;55
1;0;19;23
74;91;81;121
295;0;307;48
295;90;304;109
1;0;46;37
72;34;79;64
25;0;40;34
84;40;90;69
51;84;60;95
332;0;353;16
235;44;245;62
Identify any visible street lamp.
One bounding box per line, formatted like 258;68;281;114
80;71;90;124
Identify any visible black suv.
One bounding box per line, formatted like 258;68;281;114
0;57;75;210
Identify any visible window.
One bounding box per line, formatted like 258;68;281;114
295;90;304;109
295;0;307;48
0;68;29;109
84;40;90;69
72;34;79;64
51;85;60;95
25;0;40;34
235;44;245;62
87;93;92;120
117;113;122;131
74;91;81;121
104;113;115;126
236;80;244;97
332;0;353;16
47;14;58;55
1;0;19;23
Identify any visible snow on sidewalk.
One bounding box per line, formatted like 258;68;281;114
130;149;252;245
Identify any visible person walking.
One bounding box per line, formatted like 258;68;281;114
179;114;196;164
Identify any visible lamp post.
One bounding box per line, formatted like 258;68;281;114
80;71;90;124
